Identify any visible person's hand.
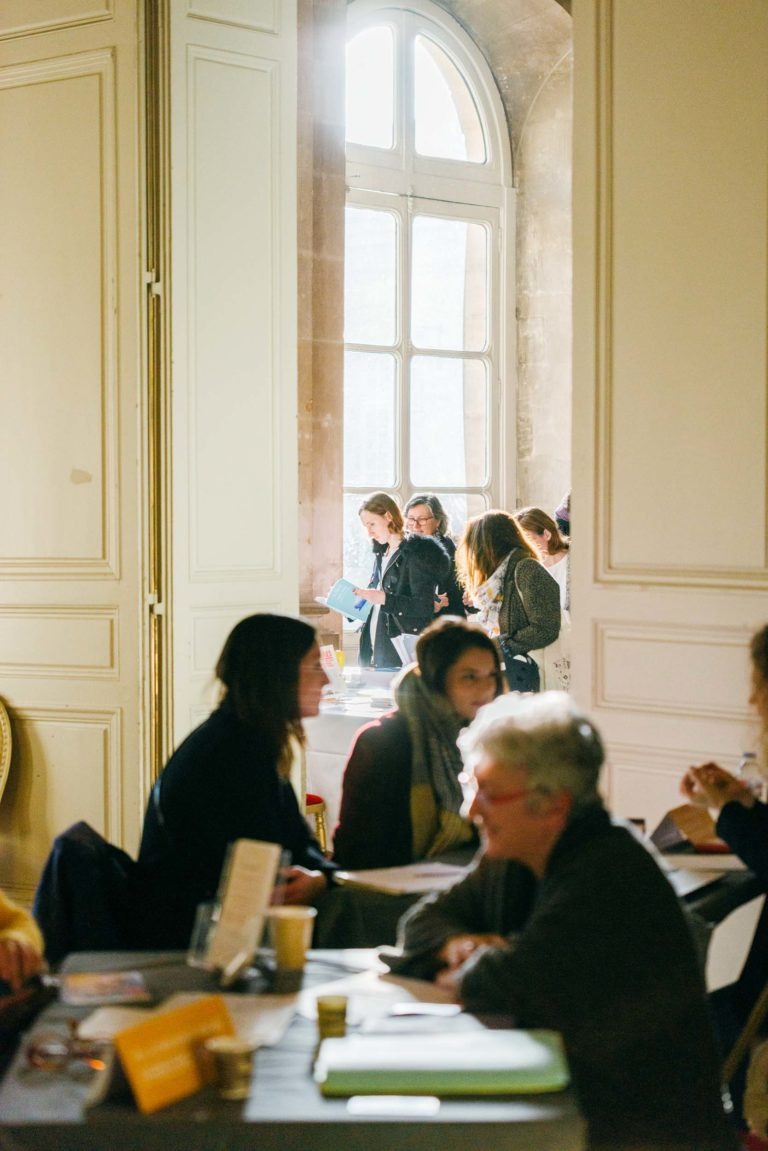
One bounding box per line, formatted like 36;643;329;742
680;762;754;813
353;588;386;606
0;938;42;992
271;866;327;906
434;593;449;613
437;933;507;971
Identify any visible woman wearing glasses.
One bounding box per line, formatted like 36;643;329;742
403;493;466;617
354;492;450;669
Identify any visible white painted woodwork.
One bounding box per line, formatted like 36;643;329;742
0;2;144;898
572;0;768;827
168;1;299;740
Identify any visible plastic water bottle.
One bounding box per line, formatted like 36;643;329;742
738;752;764;801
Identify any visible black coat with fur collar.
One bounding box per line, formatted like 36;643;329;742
358;534;450;668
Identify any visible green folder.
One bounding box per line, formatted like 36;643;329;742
315;1029;570;1096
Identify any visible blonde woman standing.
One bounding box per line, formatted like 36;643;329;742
354;492;450;669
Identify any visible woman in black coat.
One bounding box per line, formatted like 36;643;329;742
403;492;466;618
354;491;450;669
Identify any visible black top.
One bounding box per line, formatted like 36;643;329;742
358;534;451;668
389;806;736;1149
135;698;332;948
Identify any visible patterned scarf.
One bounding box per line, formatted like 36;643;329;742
471;553;511;637
394;667;476;859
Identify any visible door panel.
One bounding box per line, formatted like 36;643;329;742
0;3;144;897
572;0;768;830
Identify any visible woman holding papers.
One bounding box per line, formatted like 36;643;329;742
134;614;337;949
333;617;503;869
680;622;768;1128
354;492;450;669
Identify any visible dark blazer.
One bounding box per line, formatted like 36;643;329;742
715;799;768;1020
434;535;467;618
389;807;735;1149
359;534;450;668
135;699;332;948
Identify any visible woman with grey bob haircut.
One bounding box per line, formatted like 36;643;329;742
458;691;604;812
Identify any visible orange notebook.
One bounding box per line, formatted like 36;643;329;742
114;993;235;1113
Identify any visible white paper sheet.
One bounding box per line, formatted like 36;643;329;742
78;993;297;1047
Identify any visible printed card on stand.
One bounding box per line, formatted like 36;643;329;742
206;838;280;973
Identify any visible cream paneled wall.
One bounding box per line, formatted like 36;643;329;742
572;0;768;830
0;2;144;898
0;0;301;901
168;1;299;739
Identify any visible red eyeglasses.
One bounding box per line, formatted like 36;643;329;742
459;773;532;808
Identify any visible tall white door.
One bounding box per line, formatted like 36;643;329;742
0;1;146;896
572;0;768;828
166;0;299;742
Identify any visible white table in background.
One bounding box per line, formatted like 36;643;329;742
304;670;396;834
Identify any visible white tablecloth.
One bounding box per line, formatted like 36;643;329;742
304;672;396;836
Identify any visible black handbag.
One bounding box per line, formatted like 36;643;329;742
500;646;540;693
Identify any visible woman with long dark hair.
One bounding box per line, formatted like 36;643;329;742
333;617;504;869
135;614;335;948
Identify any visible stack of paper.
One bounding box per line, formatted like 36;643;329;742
315;1029;570;1096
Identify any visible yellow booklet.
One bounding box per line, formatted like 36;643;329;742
114;993;234;1113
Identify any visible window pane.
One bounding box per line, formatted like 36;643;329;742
411;216;488;351
410;357;487;487
344;351;397;486
414;35;485;163
344;208;397;346
430;492;488;543
346;26;394;149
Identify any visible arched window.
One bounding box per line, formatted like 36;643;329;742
343;0;513;581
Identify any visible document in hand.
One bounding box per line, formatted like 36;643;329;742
321;579;373;623
315;1029;570;1096
334;861;467;895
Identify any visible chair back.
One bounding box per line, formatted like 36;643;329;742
0;698;11;807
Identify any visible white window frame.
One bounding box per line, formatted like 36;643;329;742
344;0;516;523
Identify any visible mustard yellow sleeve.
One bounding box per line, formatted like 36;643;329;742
0;889;43;953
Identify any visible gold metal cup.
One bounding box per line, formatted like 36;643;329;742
204;1036;258;1100
316;994;348;1041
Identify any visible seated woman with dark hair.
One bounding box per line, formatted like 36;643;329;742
332;617;504;870
134;614;336;949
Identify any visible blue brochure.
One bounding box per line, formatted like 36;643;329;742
322;579;372;623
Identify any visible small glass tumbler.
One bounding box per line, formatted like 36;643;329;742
187;900;219;968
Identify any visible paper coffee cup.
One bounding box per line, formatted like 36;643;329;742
267;905;317;971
